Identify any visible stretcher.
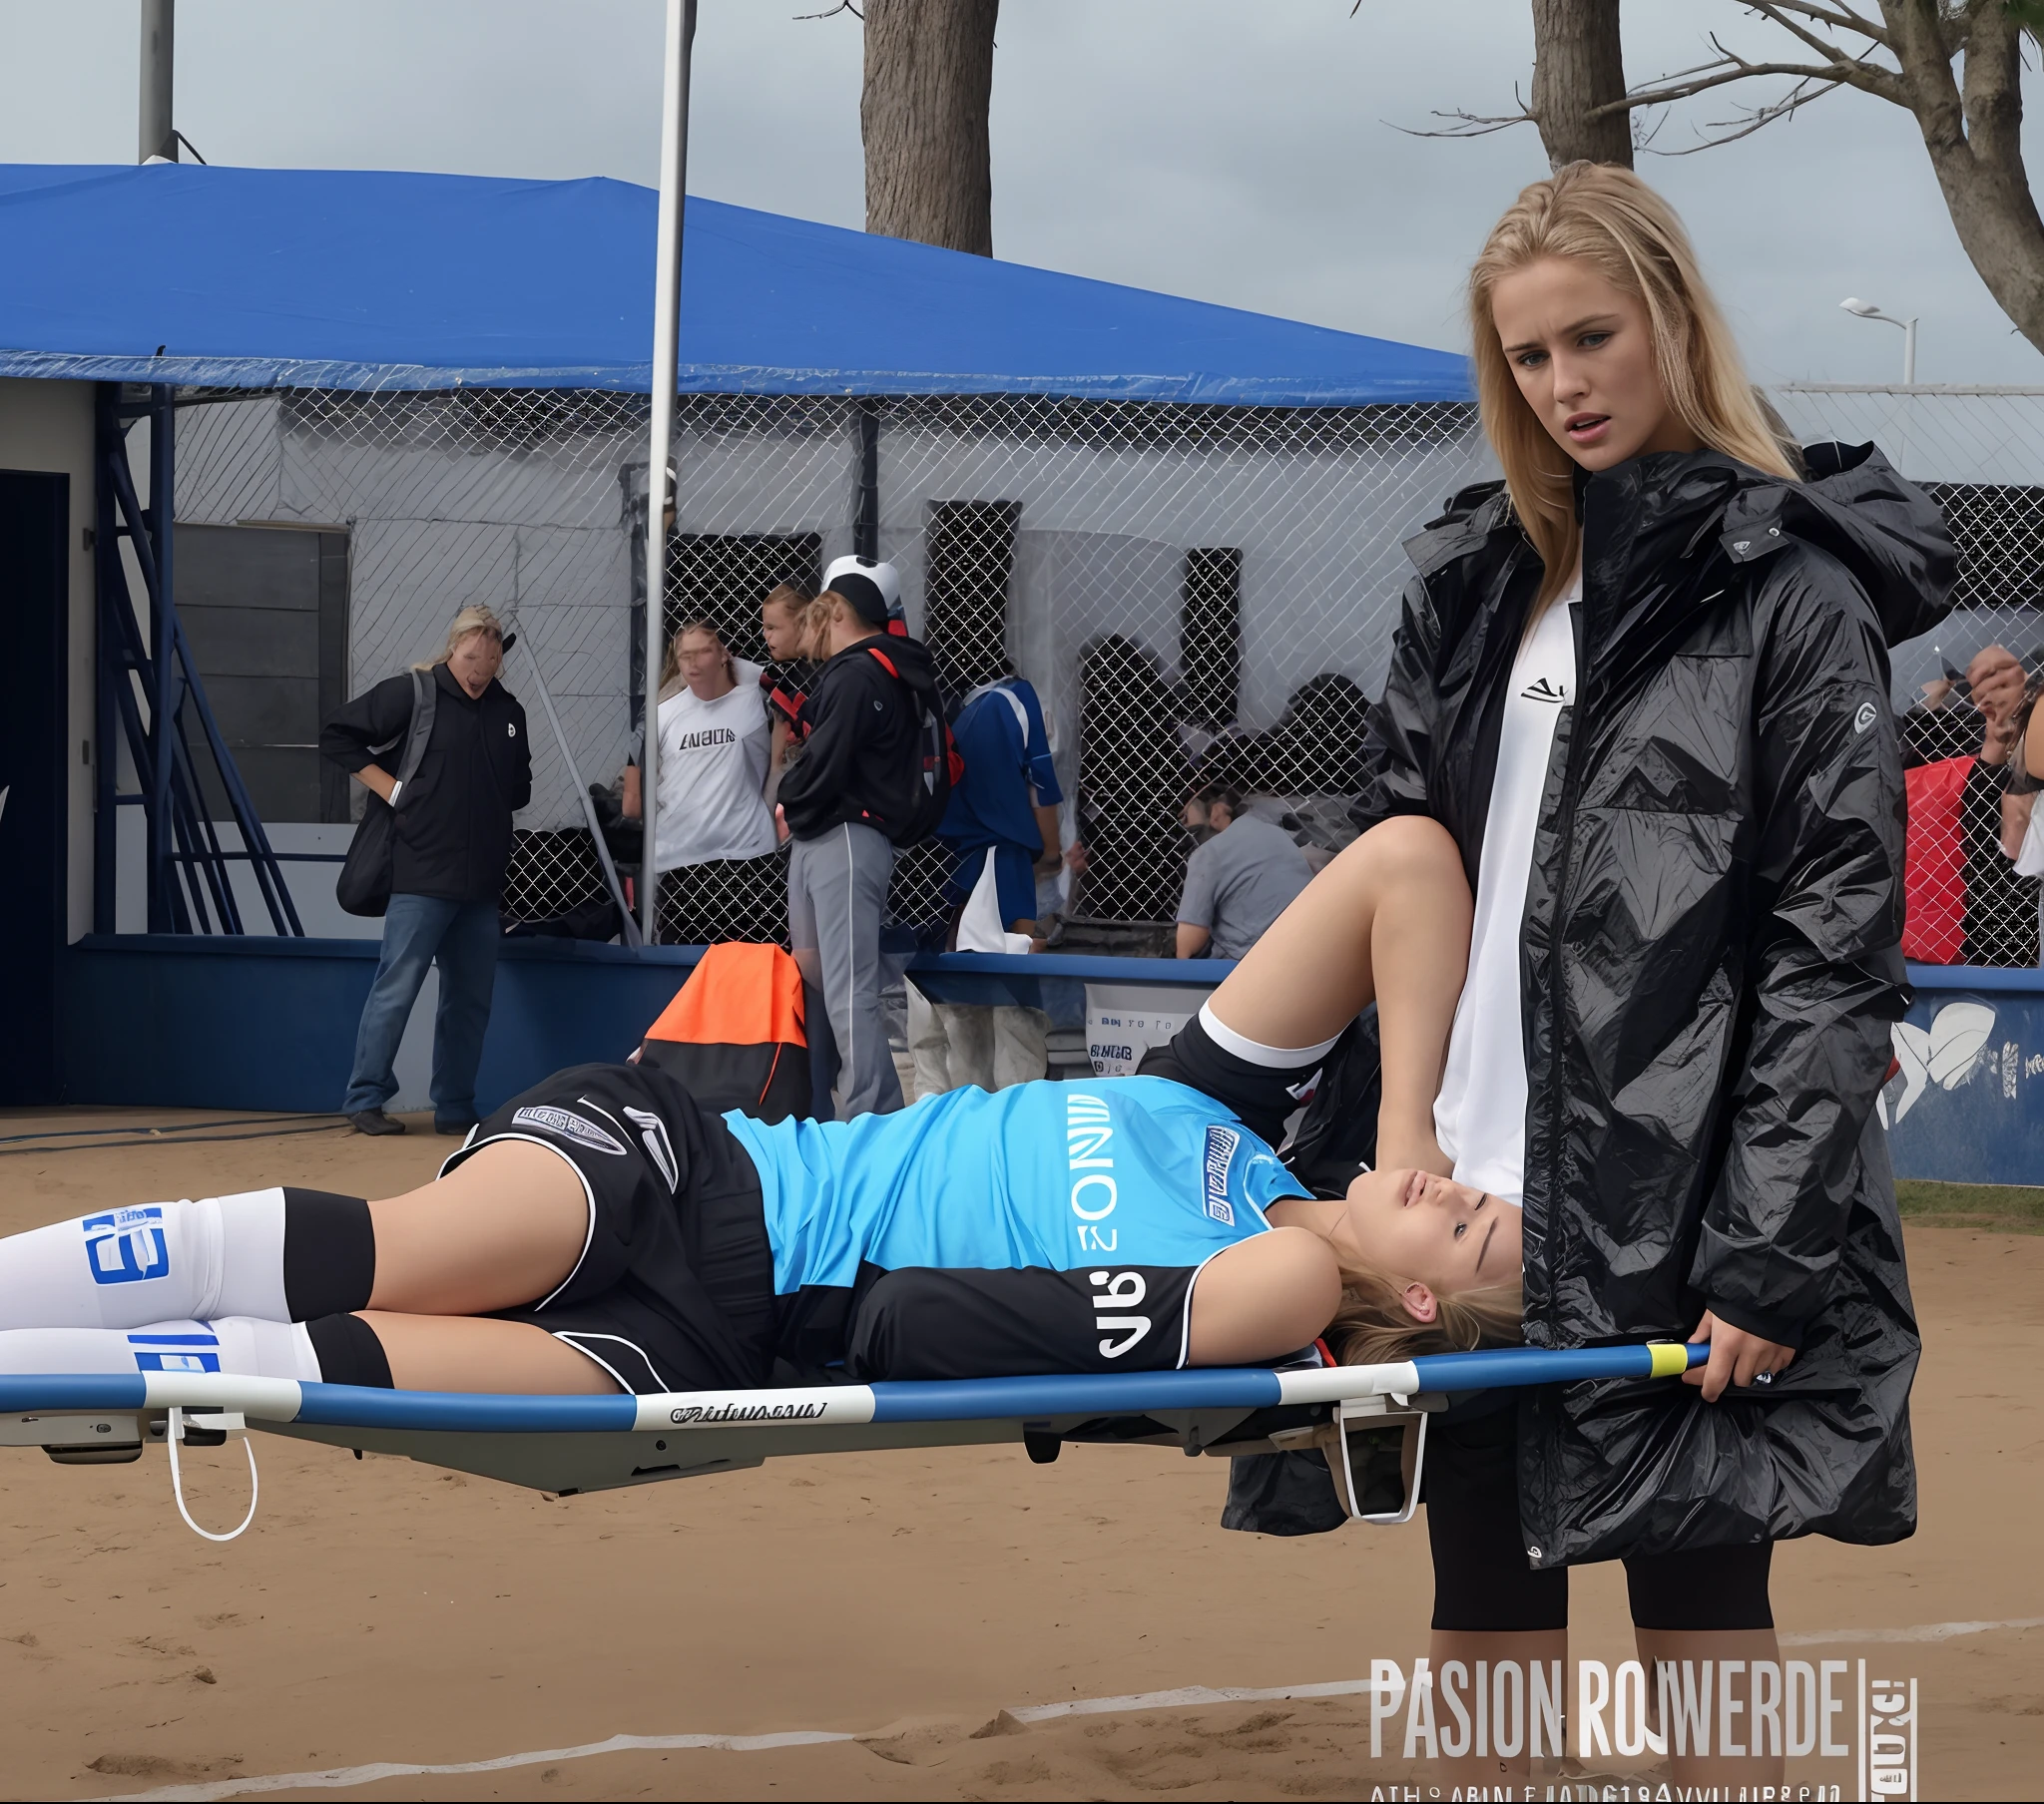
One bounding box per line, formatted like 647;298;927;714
0;1343;1704;1539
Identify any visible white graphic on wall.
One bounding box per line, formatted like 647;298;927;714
1879;1001;1996;1128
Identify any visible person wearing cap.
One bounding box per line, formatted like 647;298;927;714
774;555;941;1119
320;604;531;1138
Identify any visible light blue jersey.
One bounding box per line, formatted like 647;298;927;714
722;1076;1306;1297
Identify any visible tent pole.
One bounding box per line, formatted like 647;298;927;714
146;384;178;932
855;400;880;562
139;0;175;163
643;0;697;945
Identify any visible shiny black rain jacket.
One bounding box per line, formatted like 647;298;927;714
1355;443;1951;1567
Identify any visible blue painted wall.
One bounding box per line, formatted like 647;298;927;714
1881;968;2044;1185
62;935;703;1116
56;936;2044;1186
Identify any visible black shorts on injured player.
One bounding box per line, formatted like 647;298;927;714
0;1060;1318;1395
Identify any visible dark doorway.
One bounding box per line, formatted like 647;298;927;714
667;533;820;667
1179;546;1243;729
924;499;1021;695
176;524;351;822
0;471;69;1104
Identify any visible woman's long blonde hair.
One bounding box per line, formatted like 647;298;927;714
1469;162;1799;611
413;603;505;672
1326;1264;1523;1369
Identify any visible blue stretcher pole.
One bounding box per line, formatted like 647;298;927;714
0;1344;1713;1436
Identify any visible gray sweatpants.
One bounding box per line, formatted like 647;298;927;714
787;821;904;1121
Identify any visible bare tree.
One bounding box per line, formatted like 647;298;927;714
859;0;999;256
1531;0;1634;168
1392;0;1633;170
1411;3;2044;356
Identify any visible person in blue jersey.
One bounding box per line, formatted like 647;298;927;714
0;821;1512;1399
911;667;1070;1096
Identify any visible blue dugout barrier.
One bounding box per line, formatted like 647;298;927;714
54;934;2044;1184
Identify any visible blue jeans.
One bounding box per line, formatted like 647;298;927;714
343;895;501;1121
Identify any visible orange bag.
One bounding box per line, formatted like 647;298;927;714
639;942;810;1123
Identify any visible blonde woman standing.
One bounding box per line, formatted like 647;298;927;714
1160;165;1949;1788
321;605;531;1137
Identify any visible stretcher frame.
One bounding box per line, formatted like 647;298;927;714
0;1342;1702;1520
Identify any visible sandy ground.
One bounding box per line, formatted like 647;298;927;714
0;1108;2039;1801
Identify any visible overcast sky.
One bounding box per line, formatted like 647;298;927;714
2;0;2039;387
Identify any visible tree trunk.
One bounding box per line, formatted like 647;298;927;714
861;0;999;257
1886;0;2044;356
1529;0;1632;170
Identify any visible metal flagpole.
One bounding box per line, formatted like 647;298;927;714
139;0;175;163
642;0;697;944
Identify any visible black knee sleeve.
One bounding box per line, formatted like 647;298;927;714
1625;1544;1775;1631
1138;1012;1331;1148
304;1311;394;1389
281;1188;375;1320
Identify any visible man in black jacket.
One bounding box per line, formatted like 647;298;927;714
320;606;531;1135
775;556;936;1118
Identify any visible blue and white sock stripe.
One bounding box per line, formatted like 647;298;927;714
0;1343;1705;1436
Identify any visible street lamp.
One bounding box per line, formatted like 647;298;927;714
1840;297;1919;385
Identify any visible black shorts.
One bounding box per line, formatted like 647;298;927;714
1423;1400;1774;1632
441;1063;776;1394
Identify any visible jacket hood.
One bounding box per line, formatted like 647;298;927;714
832;631;940;694
1720;440;1954;648
1407;442;1955;651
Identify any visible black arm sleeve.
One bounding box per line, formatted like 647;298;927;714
1347;574;1443;836
844;1264;1197;1381
319;674;415;777
1691;555;1909;1347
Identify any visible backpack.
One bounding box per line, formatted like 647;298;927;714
865;644;965;847
636;941;812;1123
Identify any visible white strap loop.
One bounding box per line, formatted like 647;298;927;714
166;1406;259;1543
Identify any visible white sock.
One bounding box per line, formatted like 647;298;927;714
1198;1002;1342;1068
0;1188;288;1331
0;1316;319;1382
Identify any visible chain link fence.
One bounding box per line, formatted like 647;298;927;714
173;385;1487;941
166;379;2044;970
1776;386;2044;970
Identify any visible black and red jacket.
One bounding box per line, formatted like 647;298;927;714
775;633;941;841
759;660;813;741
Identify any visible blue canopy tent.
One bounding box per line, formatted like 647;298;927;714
0;163;1471;403
1;164;1482;1115
2;162;1479;945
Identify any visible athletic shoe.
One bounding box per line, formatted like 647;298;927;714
434;1117;480;1136
347;1110;407;1136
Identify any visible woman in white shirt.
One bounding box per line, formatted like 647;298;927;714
628;619;782;945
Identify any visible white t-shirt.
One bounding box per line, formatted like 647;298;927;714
652;664;774;868
1431;574;1581;1207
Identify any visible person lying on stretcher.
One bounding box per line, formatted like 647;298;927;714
0;819;1516;1396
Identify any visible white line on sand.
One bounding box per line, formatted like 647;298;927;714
1007;1676;1382;1722
1781;1615;2044;1645
106;1733;856;1803
107;1616;2044;1803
